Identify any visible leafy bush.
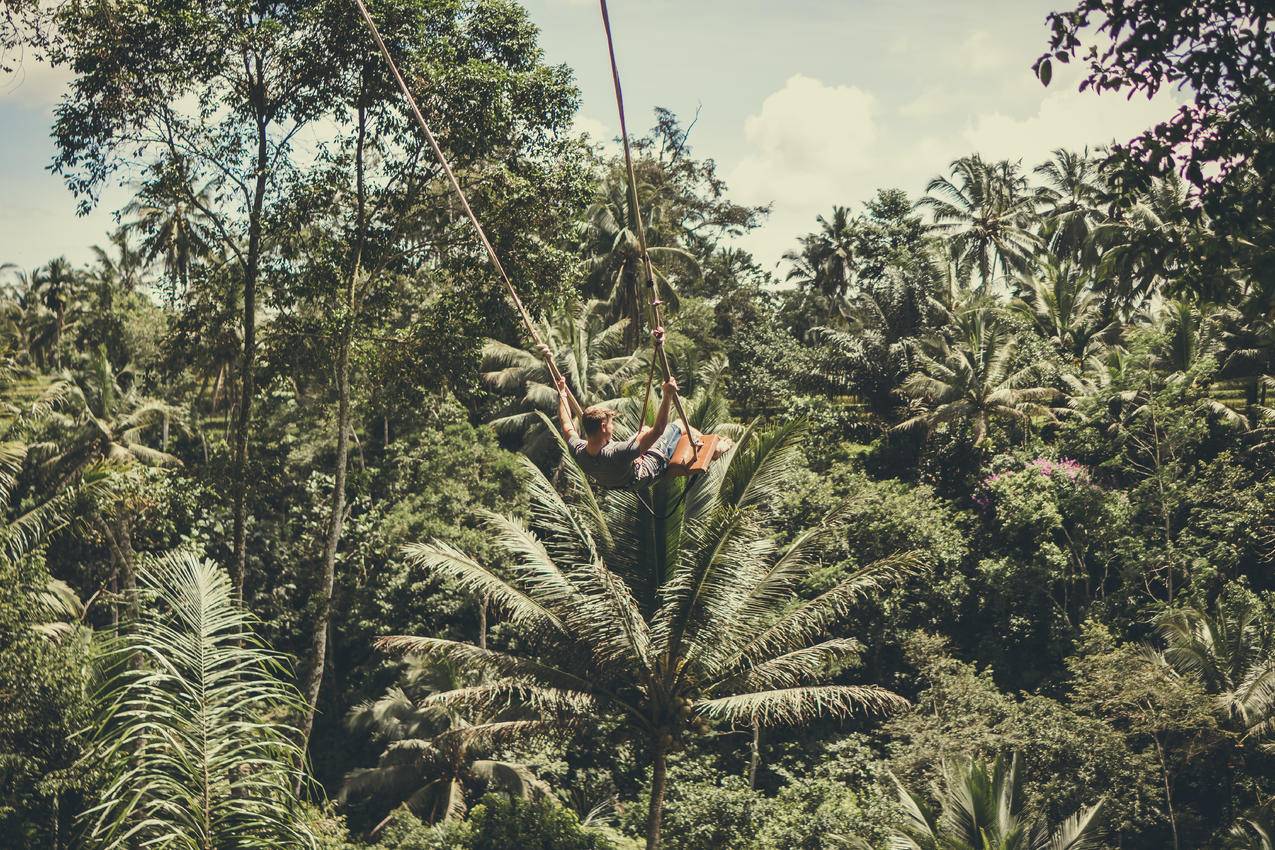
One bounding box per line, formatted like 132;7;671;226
753;739;897;850
376;796;618;850
634;774;763;850
0;553;94;847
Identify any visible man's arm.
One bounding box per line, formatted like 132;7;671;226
539;344;577;441
551;371;577;441
635;375;677;453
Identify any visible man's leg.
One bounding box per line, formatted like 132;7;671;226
667;422;733;459
655;422;683;460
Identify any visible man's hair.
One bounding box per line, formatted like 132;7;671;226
580;405;616;437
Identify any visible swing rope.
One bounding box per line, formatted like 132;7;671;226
351;0;583;417
597;0;697;442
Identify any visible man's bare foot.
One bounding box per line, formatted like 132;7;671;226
713;437;733;458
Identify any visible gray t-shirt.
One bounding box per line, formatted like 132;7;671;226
568;436;643;489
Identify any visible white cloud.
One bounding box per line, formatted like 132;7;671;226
898;87;952;119
572;113;613;142
728;74;880;270
956;81;1180;164
957;30;1012;73
731;74;877;209
727;65;1186;273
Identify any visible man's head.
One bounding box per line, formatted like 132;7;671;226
581;405;616;443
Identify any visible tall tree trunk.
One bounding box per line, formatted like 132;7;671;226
298;94;369;759
115;507;137;615
108;568;118;629
297;334;352;752
748;718;761;789
230;102;270;603
99;505;138;624
645;737;669;850
1153;733;1180;850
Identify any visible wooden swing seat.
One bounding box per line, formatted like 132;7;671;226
665;433;720;478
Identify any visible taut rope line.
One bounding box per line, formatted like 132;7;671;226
597;0;696;441
351;0;583;417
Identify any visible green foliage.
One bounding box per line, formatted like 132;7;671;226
7;0;1275;844
890;753;1104;850
751;739;896;850
0;552;94;847
887;633;1155;837
466;795;618;850
375;795;618;850
898;307;1060;447
341;656;552;829
628;771;762;850
775;462;969;682
81;551;313;849
1067;621;1222;846
974;457;1131;681
381;419;914;849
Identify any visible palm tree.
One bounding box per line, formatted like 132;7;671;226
1219;284;1275;419
0;361;112;569
481;300;648;458
379;420;915;850
16;259;86;370
1059;346;1137;414
783;206;858;307
87;229;149;297
44;349;184;621
1033;148;1109;264
80;551;313;849
1140;300;1252;428
921;155;1041;289
1010;259;1121;366
125;164;214;295
58;347;183;472
1154;300;1227;377
1155;599;1275;742
1093;172;1200;305
810;265;936;420
890;754;1104;850
578;175;695;348
898;308;1060;445
341;656;551;834
0;264;29;355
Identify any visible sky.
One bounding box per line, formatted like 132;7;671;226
0;0;1183;274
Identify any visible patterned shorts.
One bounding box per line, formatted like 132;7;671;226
633;422;683;484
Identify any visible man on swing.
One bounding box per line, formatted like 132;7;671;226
544;335;730;490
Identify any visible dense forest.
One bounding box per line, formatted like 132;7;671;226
2;0;1274;848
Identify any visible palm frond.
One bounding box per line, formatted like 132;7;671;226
373;636;602;698
80;551;313;850
1047;801;1105;850
470;759;554;801
721;552;924;671
400;541;564;632
696;684;907;725
719;419;806;512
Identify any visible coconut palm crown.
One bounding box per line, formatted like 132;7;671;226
379;413;916;849
898;307;1061;445
1155;598;1275;742
891;753;1104;850
341;657;552;833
